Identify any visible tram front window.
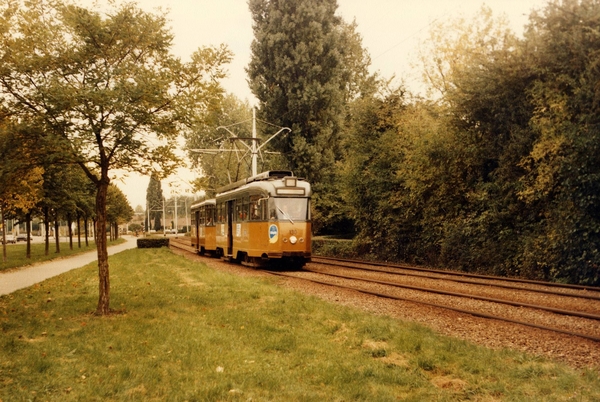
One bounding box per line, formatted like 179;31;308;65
270;198;309;222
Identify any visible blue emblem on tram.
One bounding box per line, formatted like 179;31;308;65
269;224;278;243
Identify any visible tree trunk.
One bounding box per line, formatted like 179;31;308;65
95;178;110;315
68;215;73;250
77;214;81;248
44;207;50;256
1;206;6;263
26;212;31;259
84;216;89;247
54;217;60;253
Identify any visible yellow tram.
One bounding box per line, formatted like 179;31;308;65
191;171;312;268
190;199;216;256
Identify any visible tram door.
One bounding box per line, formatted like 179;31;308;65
226;200;234;256
193;210;200;250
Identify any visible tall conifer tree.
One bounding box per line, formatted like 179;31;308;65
247;0;371;233
247;0;367;184
146;173;164;231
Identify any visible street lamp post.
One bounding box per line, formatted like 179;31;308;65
174;195;178;234
184;197;189;234
162;198;166;236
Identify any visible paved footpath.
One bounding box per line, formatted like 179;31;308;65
0;236;138;296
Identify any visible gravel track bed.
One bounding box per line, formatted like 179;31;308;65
306;264;600;316
313;258;600;303
289;268;600;340
169;243;600;369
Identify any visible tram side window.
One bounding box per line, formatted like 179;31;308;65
199;206;206;226
217;203;225;223
250;195;263;221
242;197;249;221
190;210;198;237
234;197;249;221
206;205;215;226
235;200;242;222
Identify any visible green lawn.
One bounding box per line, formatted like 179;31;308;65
0;238;124;273
1;247;598;401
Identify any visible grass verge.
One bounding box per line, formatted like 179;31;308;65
0;239;125;273
1;247;598;401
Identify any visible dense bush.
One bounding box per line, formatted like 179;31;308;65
137;238;170;249
341;1;600;286
312;238;357;259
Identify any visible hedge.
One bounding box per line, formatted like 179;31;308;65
137;238;170;248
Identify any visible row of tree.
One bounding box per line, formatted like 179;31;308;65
0;130;134;260
186;0;600;286
0;0;232;314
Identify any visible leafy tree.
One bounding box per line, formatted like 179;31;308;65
37;164;80;254
248;0;343;182
129;222;143;233
246;0;367;179
183;93;256;194
423;10;537;274
342;87;410;256
60;166;95;249
0;0;231;314
426;0;600;285
517;0;600;284
73;174;96;248
247;0;371;233
0;118;44;261
106;184;134;240
417;5;515;101
376;0;600;285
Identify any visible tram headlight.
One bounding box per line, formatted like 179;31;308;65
289;236;298;244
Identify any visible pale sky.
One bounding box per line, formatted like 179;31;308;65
101;0;550;208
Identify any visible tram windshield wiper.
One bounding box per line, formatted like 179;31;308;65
277;206;294;224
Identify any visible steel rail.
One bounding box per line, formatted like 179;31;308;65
266;270;600;343
313;256;600;293
169;240;196;253
302;268;600;321
311;259;600;302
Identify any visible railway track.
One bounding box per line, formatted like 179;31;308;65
308;257;600;312
169;239;600;343
312;256;600;295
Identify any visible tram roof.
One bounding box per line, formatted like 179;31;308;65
216;170;311;199
216;170;293;194
190;199;216;210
